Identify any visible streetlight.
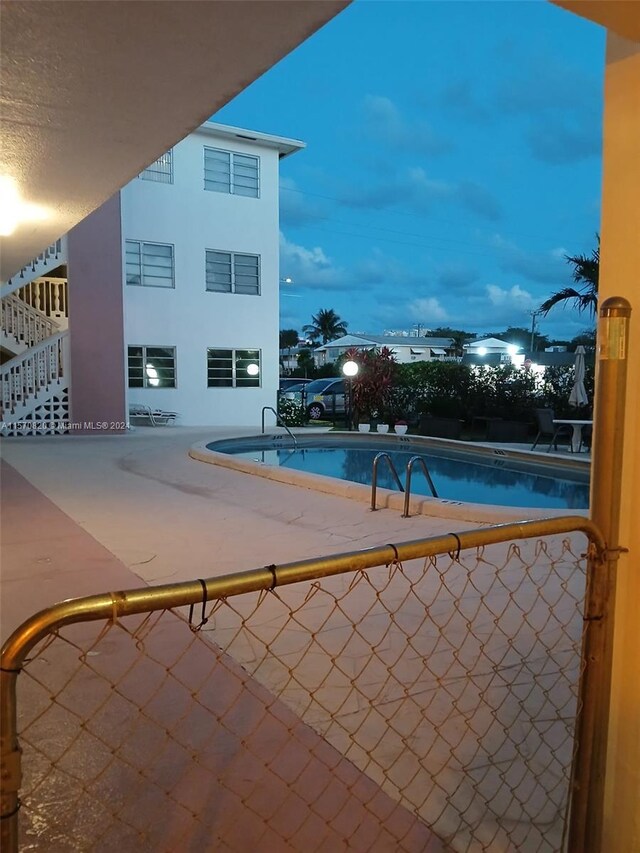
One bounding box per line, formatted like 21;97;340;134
530;310;543;353
280;276;301;298
342;360;359;431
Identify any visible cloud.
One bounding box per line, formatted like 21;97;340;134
490;234;568;285
525;115;601;164
496;59;596;115
440;80;491;124
436;263;479;291
362;95;454;157
340;166;451;212
340;167;501;221
408;297;448;323
486;283;537;311
279;233;349;291
368;295;448;330
279;177;327;226
456;181;502;220
494;57;602;164
352;248;421;288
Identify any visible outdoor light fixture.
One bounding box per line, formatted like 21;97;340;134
342;360;359;431
507;345;519;357
0;176;48;236
246;363;260;376
477;347;487;356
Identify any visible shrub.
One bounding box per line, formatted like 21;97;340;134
277;395;306;427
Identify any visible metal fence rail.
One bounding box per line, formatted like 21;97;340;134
1;517;605;852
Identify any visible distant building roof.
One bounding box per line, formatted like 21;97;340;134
525;351;594;367
314;334;454;352
464;337;512;350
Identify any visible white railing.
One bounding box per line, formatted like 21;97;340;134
1;293;59;351
16;277;69;322
1;237;67;296
1;331;68;416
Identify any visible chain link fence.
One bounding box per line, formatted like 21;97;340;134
7;528;596;853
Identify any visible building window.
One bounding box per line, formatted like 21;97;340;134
138;149;173;183
204;147;259;197
128;346;176;388
205;251;260;295
207;348;261;387
126;241;174;288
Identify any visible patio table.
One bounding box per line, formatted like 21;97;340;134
553;419;593;453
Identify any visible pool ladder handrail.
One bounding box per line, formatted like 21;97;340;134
261;406;298;447
371;452;404;511
403;455;438;517
370;452;438;516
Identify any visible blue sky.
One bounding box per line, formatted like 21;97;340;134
214;0;604;342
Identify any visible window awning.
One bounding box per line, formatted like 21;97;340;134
410;348;428;354
430;348;446;355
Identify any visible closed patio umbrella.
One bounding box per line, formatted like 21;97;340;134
569;345;588;407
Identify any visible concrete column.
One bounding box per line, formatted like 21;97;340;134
599;33;640;853
67;194;126;433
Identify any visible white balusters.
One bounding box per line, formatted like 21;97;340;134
17;278;68;322
1;293;58;350
1;332;68;415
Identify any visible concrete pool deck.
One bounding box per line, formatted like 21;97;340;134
0;427;591;851
0;426;588;636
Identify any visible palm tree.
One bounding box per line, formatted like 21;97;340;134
279;328;299;374
539;236;599;318
303;309;348;344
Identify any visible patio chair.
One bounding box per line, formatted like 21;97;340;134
531;408;572;453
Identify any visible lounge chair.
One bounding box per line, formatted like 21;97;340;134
128;404;179;427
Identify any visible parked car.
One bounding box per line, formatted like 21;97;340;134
283;377;346;420
279;377;312;392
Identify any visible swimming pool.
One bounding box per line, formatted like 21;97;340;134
203;433;589;510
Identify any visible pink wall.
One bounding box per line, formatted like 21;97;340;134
68;194;126;433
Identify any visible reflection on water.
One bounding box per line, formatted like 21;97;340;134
234;445;588;509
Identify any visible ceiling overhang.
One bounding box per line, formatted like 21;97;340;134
0;0;350;280
552;1;640;41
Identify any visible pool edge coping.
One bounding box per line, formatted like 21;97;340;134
189;432;589;525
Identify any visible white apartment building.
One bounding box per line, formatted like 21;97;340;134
1;122;304;433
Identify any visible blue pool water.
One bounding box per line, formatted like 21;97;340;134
211;439;589;509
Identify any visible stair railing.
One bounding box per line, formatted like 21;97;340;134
1;293;59;350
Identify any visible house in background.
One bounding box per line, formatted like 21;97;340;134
313;333;456;367
463;337;520;363
1;122;304;433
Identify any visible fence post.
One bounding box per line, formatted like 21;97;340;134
569;296;631;853
0;669;20;853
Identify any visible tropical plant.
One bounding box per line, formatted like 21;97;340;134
346;347;398;425
539;235;600;318
296;348;314;375
303;308;348;344
279;329;299;351
277;395;306;427
429;327;475;357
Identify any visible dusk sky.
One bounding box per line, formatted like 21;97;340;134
214;1;604;342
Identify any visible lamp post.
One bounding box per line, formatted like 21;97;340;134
342;360;359;431
530;310;543;353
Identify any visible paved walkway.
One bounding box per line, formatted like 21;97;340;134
0;430;460;851
1;428;475;633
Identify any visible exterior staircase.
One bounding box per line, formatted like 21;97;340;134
1;241;70;436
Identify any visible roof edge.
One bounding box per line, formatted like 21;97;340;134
200;121;306;158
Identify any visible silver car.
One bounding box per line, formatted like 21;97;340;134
283;377;346;420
